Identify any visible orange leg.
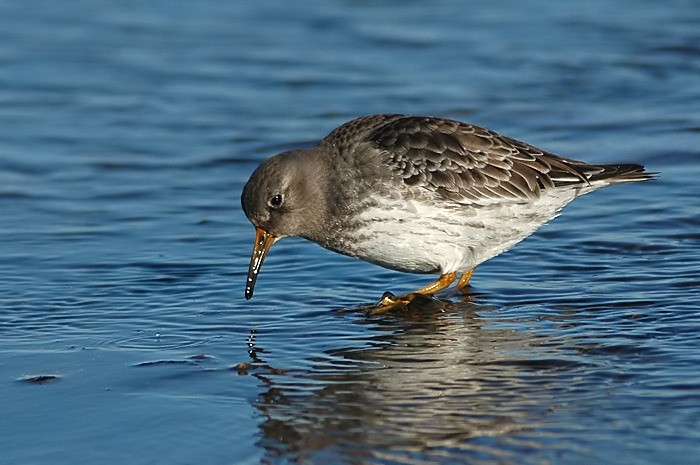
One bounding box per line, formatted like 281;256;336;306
456;268;476;293
414;272;458;295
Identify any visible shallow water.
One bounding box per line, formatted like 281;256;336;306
1;1;699;464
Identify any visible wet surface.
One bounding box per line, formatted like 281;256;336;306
1;1;699;464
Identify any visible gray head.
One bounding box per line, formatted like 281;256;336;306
241;149;326;299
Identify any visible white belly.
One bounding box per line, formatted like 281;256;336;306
346;189;579;274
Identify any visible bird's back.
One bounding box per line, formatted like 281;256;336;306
322;114;652;206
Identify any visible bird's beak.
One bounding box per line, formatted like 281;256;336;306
245;227;277;300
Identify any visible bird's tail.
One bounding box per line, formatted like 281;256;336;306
587;163;656;184
550;155;657;187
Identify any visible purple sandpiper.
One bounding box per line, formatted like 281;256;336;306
241;114;652;309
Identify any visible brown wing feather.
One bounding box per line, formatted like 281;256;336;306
367;115;649;204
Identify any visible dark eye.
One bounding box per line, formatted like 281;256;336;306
268;194;283;209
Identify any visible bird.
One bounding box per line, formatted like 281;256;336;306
241;114;652;310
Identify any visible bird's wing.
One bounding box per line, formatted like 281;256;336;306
368;115;602;204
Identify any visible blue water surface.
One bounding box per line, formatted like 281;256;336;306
1;1;699;464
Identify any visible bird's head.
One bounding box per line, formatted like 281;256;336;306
240;149;325;299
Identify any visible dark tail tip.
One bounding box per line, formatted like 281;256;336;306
592;163;657;183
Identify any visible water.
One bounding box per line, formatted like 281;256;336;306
1;1;699;464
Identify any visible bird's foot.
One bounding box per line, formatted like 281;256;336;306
369;291;445;315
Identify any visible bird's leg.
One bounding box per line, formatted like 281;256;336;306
456;268;476;294
413;272;458;295
373;272;457;314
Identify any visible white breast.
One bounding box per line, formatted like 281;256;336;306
346;188;581;275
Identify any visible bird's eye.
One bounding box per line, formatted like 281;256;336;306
268;194;283;208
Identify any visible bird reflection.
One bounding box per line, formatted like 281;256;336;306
239;296;581;464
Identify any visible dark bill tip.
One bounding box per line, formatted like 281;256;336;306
245;228;276;300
